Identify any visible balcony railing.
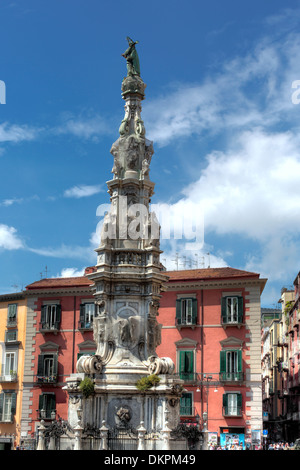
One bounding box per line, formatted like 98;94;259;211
175;372;198;383
223;406;242;417
37;409;57;420
36;375;57;384
78;320;93;331
180;406;195;416
219;372;244;383
39;321;60;333
0;373;18;383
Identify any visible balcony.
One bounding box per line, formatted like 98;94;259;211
180;405;195;417
219;372;244;383
0;373;18;383
37;409;57;420
39;321;60;334
175;372;198;384
36;375;57;385
78;319;93;331
222;406;242;417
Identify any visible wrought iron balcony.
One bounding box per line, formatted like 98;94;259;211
219;372;244;383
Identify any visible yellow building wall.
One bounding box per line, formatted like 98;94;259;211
0;295;27;449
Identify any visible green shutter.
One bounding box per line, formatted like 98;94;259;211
221;297;227;323
180;392;192;415
46;393;56;412
223;393;228;415
8;304;17;318
238;296;244;323
192;298;197;324
176;299;182;325
220;350;226;373
79;304;85;326
37;355;44;376
0;393;3;420
56;305;61;324
237;350;242;373
41;305;47;323
39;393;45;411
52;354;58;379
237;393;242;408
10;392;17;416
179;351;194;380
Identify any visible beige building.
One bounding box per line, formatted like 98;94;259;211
0;292;27;449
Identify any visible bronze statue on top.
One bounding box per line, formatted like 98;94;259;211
122;37;140;77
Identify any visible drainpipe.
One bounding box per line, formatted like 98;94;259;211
200;289;204;421
72;296;76;373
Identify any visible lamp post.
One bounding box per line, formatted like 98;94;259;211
197;374;218;450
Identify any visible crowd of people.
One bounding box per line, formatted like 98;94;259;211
208;441;295;450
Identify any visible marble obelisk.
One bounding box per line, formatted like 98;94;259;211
65;39;183;447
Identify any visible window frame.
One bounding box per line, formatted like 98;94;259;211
40;304;61;332
79;303;95;330
7;303;17;327
0;391;17;423
220;349;243;382
223;392;242;417
221;296;244;326
176;297;197;327
37;353;58;384
180;391;194;416
38;392;56;420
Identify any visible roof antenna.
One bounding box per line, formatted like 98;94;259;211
207;253;210;268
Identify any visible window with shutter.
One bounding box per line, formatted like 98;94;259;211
223;393;242;416
37;354;58;384
7;304;17;326
79;303;95;329
176;298;197;327
39;393;56;420
179;350;194;381
0;392;16;422
180;392;193;416
40;304;61;331
220;350;243;382
221;296;244;326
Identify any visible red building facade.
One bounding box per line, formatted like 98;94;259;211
20;272;96;442
156;267;266;448
20;266;266;449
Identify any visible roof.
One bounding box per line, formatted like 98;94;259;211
26;276;93;290
25;267;262;290
165;267;260;282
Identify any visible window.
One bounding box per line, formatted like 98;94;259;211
7;304;17;326
0;392;16;423
79;303;95;329
180;392;193;416
37;354;58;383
4;351;17;376
178;350;195;381
223;393;242;416
220;349;243;382
5;330;18;343
176;298;197;327
38;393;56;420
40;304;61;331
221;296;243;325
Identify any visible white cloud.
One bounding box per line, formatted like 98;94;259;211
0;122;41;142
64;184;103;198
0;224;24;250
55;267;85;277
28;244;95;262
55;113;113;141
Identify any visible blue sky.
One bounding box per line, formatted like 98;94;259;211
1;0;300;307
